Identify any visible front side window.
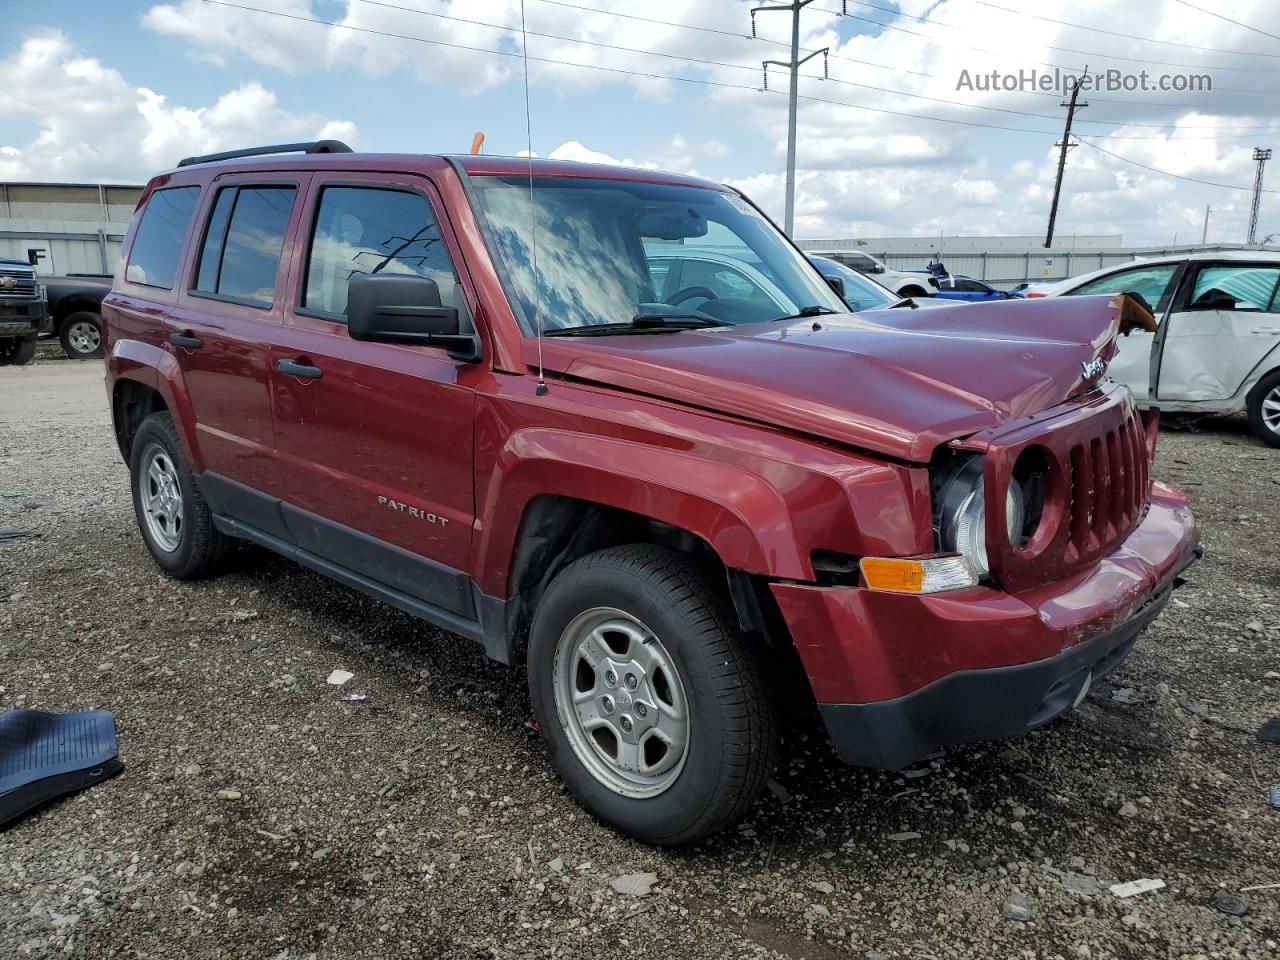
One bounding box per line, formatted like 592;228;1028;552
126;186;201;289
304;186;458;317
1069;264;1178;309
1187;265;1280;312
470;176;845;333
194;185;297;307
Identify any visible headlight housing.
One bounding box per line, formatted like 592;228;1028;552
933;456;1025;577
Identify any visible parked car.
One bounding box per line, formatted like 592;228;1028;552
806;256;951;311
42;273;113;359
0;257;44;365
1033;252;1280;446
805;249;937;298
104;142;1199;845
905;270;1022;302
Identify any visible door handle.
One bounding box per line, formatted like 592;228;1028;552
1251;327;1280;335
277;357;323;380
169;331;203;350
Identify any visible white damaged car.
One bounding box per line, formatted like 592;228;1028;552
1033;251;1280;447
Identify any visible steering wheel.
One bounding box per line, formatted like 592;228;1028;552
668;285;718;306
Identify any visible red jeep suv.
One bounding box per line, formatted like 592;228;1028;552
103;141;1199;845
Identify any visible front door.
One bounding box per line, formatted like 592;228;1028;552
1155;261;1280;402
1063;261;1183;400
167;173;308;491
268;174;480;612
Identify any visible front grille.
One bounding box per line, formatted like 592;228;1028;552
0;268;38;298
977;383;1153;593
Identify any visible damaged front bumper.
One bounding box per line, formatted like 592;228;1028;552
771;482;1199;770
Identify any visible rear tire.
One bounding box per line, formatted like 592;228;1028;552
0;333;37;365
59;311;105;359
1247;370;1280;448
129;412;232;578
527;545;778;845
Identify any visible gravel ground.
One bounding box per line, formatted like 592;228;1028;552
1;359;1277;960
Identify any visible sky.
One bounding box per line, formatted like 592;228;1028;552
2;0;1279;246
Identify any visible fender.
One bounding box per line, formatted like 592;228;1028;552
473;427;806;596
108;338;204;471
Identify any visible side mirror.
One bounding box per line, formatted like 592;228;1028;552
347;273;480;361
871;264;885;274
822;274;845;299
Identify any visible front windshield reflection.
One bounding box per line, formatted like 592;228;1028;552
470;176;846;333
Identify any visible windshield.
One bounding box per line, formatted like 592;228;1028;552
469;175;847;333
809;257;897;312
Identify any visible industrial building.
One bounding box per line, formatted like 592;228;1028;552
0;182;143;276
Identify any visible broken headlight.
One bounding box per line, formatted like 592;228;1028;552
933;456;1024;578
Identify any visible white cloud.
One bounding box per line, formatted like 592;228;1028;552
0;30;358;182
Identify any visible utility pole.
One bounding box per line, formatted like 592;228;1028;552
1201;204;1211;244
753;0;827;237
1044;69;1088;249
1247;147;1271;245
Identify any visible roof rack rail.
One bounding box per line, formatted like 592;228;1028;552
177;140;354;168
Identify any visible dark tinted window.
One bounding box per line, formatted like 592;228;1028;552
304;186;456;317
194;185;296;307
125;186;200;289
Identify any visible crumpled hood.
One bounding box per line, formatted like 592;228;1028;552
527;295;1128;462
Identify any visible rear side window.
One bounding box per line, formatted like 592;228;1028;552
303;186;457;318
125;186;201;289
1188;265;1280;312
194;185;297;307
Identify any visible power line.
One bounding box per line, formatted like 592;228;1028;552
973;0;1280;59
353;0;1276;134
826;0;1280;73
200;1;1278;144
1172;0;1280;42
1076;137;1279;193
532;0;931;77
543;0;1278;105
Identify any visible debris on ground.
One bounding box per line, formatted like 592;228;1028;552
1269;786;1280;810
1257;716;1280;744
1109;878;1166;899
1001;894;1034;922
326;669;354;686
1110;687;1139;704
609;872;658;897
1212;890;1249;916
1062;873;1101;896
0;528;39;542
340;692;368;702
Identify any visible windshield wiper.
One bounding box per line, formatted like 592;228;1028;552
771;305;838;322
544;315;728;337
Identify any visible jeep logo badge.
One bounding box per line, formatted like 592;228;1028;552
1080;356;1108;382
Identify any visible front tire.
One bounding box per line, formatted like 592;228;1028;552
129;412;232;578
527;545;778;845
0;333;37;365
59;312;105;359
1247;370;1280;448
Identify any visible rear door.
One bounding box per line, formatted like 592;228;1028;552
1062;261;1183;400
1155;261;1280;402
268;172;480;606
167;173;308;490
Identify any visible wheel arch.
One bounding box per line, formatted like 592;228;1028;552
109;345;202;470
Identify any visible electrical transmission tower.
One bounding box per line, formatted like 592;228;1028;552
752;0;827;237
1045;71;1088;249
1248;147;1271;245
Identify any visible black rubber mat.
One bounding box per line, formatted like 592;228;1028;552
0;709;122;828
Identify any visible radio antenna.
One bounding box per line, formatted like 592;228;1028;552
518;0;547;397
